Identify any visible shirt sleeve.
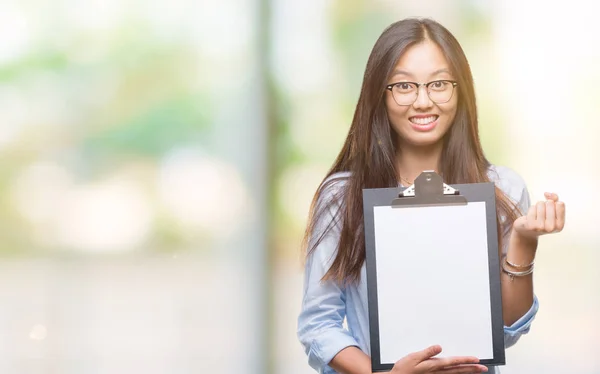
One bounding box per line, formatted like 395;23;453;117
503;295;539;348
297;177;359;372
498;167;540;348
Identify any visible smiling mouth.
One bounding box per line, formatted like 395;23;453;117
409;115;439;125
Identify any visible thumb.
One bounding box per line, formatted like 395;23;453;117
513;214;527;229
412;345;442;362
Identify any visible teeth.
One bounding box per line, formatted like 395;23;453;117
410;116;437;125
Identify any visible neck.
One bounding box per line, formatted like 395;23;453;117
396;141;444;185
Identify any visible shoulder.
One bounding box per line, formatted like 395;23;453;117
317;171;352;202
307;172;352;250
487;164;529;205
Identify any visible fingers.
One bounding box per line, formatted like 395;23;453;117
409;345;442;362
528;192;567;234
544;200;556;232
542;192;566;233
556;201;566;231
431;356;480;367
433;364;488;373
535;201;546;230
526;204;537;228
422;356;480;371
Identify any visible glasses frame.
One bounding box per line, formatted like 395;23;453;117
385;79;458;106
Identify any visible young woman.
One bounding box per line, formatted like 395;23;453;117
297;18;566;374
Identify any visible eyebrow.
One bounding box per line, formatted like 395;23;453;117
391;68;452;79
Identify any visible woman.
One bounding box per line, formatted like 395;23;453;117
297;18;565;374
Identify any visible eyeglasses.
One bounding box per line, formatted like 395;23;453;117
385;80;458;106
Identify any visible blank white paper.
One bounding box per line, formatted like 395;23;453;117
373;202;493;363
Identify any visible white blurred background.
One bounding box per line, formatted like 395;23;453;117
0;0;597;373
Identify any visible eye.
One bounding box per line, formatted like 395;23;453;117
429;81;448;91
394;82;415;92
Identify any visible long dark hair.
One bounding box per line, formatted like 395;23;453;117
303;18;519;284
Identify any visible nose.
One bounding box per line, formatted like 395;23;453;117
412;85;433;110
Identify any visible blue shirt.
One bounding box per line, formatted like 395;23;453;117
297;165;539;374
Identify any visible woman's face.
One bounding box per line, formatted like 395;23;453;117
385;40;458;148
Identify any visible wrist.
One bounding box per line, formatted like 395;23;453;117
511;228;538;249
507;228;538;264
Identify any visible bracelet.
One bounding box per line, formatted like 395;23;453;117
501;257;534;281
505;258;535;270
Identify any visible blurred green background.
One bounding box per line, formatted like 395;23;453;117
0;0;598;373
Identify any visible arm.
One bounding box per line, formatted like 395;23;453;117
297;237;363;373
501;230;537;326
297;181;363;373
501;229;540;348
500;183;538;346
329;346;372;374
500;184;565;346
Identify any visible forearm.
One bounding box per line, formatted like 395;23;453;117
501;230;537;325
329;346;372;374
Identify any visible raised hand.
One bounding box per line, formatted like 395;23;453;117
513;192;566;240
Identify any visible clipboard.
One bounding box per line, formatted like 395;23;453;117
363;171;505;372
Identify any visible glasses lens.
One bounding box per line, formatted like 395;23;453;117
391;83;417;105
428;81;454;103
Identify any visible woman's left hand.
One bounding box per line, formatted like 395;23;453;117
512;192;566;240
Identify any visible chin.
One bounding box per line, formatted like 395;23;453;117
400;132;445;147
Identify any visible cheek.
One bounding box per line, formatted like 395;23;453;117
384;95;395;115
385;97;409;123
436;100;458;127
443;97;459;121
443;105;458;125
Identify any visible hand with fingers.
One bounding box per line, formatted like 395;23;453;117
513;192;566;240
390;345;488;374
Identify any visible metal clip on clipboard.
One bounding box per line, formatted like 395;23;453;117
391;170;467;208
